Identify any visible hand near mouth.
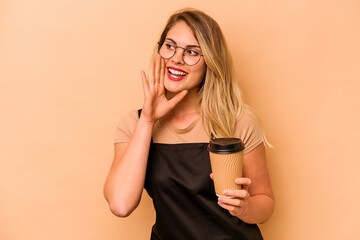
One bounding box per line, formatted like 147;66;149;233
140;54;188;123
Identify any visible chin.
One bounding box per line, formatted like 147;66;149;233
164;87;183;95
164;80;183;93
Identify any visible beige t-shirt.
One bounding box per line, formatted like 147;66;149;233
114;105;264;154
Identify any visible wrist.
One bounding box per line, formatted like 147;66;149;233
236;201;250;221
236;195;275;224
138;115;155;126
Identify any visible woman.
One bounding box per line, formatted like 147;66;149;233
104;8;274;239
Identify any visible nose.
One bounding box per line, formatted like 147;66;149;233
171;48;185;65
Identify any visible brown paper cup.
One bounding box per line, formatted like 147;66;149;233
208;138;244;197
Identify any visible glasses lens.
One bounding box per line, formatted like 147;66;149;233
183;54;201;66
159;43;175;59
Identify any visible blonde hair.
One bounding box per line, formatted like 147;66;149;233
158;8;243;138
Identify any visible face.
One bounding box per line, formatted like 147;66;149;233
161;21;206;94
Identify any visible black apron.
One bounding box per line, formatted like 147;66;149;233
139;110;263;240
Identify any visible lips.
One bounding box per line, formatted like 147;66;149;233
167;66;188;81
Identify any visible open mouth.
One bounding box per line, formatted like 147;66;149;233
167;67;188;81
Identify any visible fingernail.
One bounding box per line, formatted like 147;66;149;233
223;190;229;195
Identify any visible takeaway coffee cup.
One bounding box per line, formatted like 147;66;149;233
208;138;245;197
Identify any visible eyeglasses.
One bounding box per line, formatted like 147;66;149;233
158;41;204;66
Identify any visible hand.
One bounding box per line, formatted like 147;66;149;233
140;54;188;123
210;174;251;219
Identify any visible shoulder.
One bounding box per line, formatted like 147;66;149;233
236;105;260;128
122;109;139;123
114;109;139;143
234;105;264;154
115;109;139;129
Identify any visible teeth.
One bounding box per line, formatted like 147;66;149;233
168;68;187;76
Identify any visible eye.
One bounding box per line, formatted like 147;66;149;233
186;49;200;56
165;43;175;50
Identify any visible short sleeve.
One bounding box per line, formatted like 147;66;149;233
113;109;139;144
234;106;264;154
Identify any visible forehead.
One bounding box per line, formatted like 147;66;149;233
166;20;199;46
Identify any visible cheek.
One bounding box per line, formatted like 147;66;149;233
192;68;206;86
194;63;206;78
196;59;206;72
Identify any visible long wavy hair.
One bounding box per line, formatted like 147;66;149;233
157;8;243;138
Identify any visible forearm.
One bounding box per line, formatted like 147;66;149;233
239;194;274;224
104;117;154;216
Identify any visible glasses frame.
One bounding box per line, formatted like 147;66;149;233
157;41;204;66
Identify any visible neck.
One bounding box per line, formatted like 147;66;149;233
166;88;201;118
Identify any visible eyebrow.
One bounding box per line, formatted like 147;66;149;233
165;38;201;49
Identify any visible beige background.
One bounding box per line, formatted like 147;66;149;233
1;0;359;239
